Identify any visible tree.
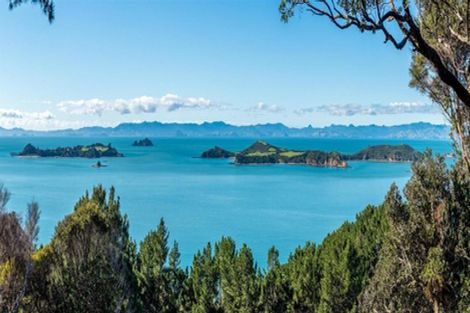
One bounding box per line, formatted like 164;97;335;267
138;218;184;313
259;247;291;313
0;185;40;313
7;0;54;22
279;0;470;168
189;243;218;313
38;186;137;313
359;153;470;313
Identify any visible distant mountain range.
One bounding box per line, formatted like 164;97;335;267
0;121;450;140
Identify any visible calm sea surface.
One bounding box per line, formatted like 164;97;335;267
0;137;452;266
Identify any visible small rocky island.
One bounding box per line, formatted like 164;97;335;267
201;146;235;158
14;143;123;158
201;141;421;168
132;138;154;147
92;161;107;168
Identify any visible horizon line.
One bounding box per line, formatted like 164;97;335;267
0;120;450;133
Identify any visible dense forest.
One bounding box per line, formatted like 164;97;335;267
0;151;468;313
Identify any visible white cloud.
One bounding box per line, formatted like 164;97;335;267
57;94;217;116
293;107;316;115
0;109;54;120
299;102;441;116
0;108;55;130
248;102;284;113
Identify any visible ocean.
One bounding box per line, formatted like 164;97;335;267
0;137;452;266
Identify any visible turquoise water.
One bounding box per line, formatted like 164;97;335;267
0;137;451;266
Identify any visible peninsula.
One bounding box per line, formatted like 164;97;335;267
201;141;422;168
132;138;154;147
14;143;124;158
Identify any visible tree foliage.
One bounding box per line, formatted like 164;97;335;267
8;0;54;22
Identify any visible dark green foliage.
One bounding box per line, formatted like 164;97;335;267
133;138;154;147
234;140;347;167
23;186;137;313
138;219;186;313
8;0;54;22
348;144;422;162
360;153;470;313
15;143;123;158
201;146;235;158
188;243;218;313
212;141;420;167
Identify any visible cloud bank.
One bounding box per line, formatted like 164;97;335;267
0;109;58;130
0;109;54;121
57;94;217;116
248;102;284;113
296;102;440;116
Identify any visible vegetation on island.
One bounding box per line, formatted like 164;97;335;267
347;144;422;162
132;138;154;147
235;141;347;167
203;141;421;167
201;146;235;158
14;143;123;158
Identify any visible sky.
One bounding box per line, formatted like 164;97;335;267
0;0;446;130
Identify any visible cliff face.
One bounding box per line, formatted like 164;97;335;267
304;152;347;168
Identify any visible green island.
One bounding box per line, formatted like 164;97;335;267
346;144;422;162
132;138;154;147
201;146;235;158
201;140;421;167
14;143;124;158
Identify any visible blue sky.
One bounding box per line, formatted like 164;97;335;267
0;0;445;130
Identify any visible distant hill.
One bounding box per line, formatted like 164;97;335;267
0;121;450;140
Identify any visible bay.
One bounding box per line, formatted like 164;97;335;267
0;137;452;266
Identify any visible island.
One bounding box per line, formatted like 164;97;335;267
14;143;124;158
234;141;347;167
201;146;235;158
347;144;422;162
201;140;422;168
132;138;154;147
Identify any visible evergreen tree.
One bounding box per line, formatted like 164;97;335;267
138;218;170;313
33;186;136;313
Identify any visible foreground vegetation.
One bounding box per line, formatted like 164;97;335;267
0;152;468;313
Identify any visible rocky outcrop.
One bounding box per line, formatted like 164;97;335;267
201;146;235;158
132;138;154;146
